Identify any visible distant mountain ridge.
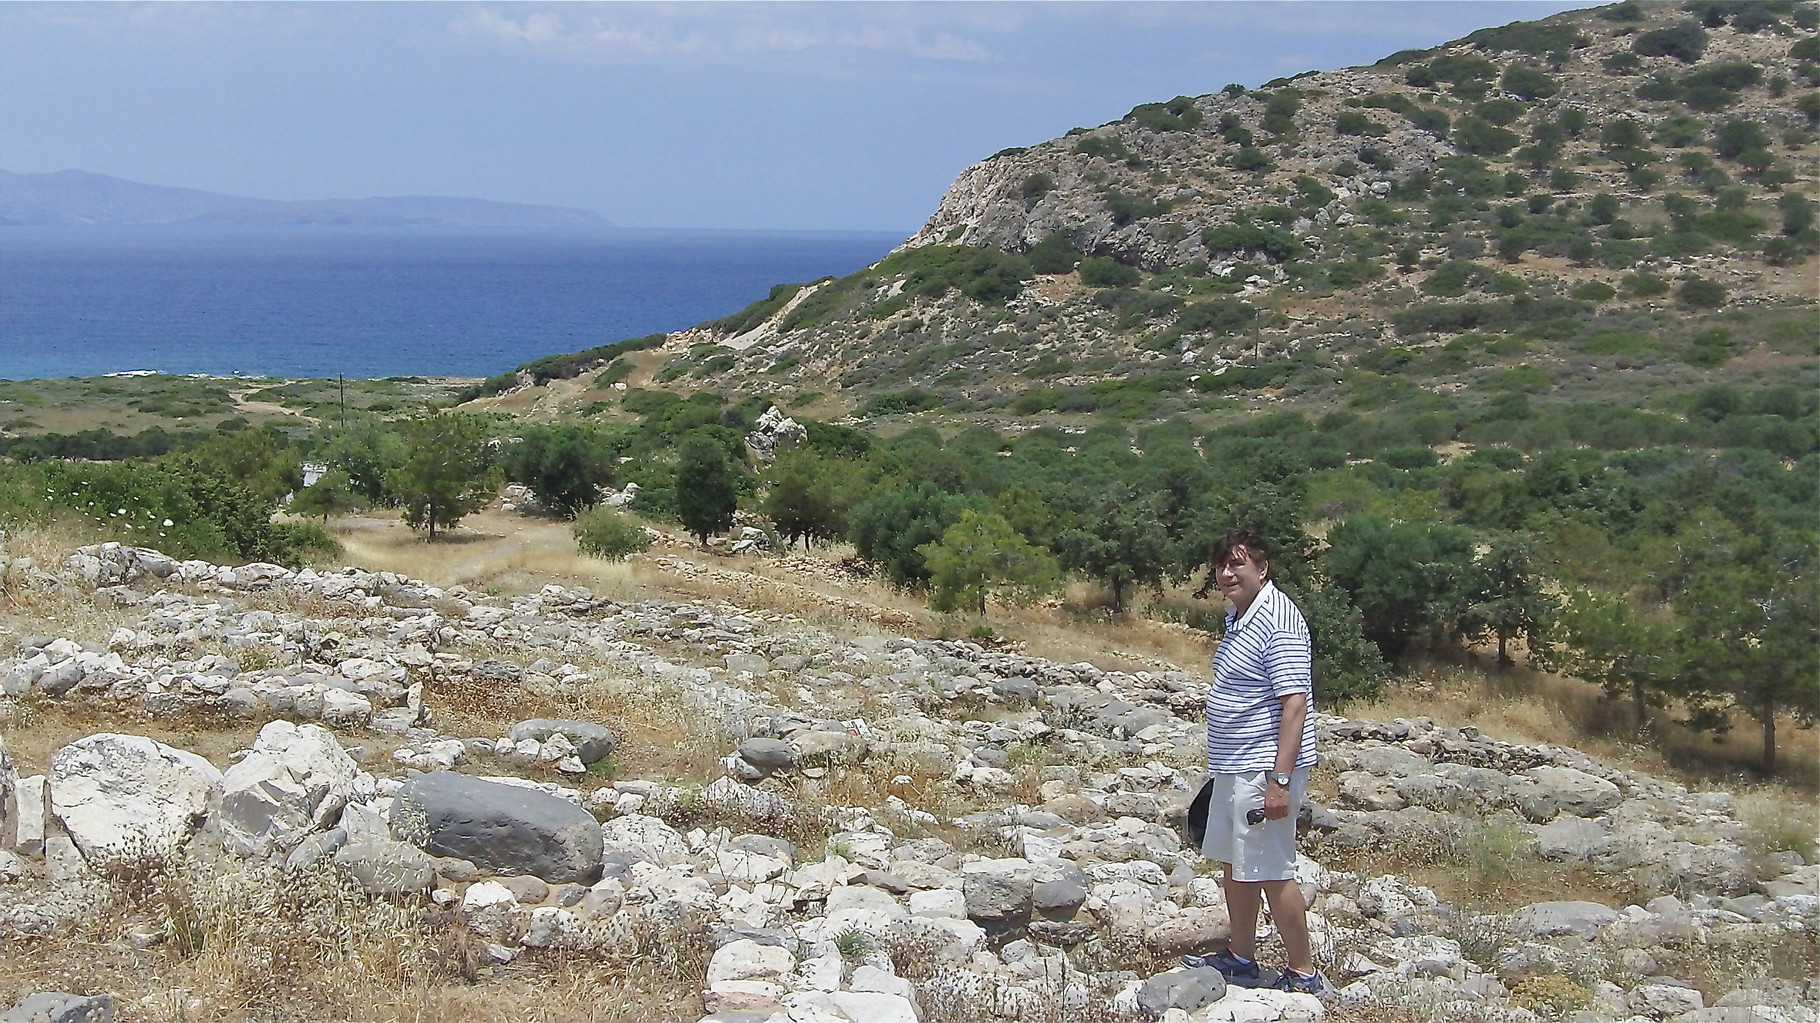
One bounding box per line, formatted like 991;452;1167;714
0;169;610;228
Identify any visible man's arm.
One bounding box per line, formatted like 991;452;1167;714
1263;691;1307;819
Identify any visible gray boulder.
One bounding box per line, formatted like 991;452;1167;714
214;720;375;858
1136;968;1227;1015
1521;766;1623;819
391;772;603;884
510;719;615;765
737;738;796;772
0;993;112;1023
333;839;437;895
1506;900;1622;940
963;869;1033;929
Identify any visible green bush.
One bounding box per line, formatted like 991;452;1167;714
1633;21;1708;62
1500;63;1558;100
1261;90;1302;135
1677;275;1728;309
1079;256;1142;289
572;506;651;559
1453;116;1520;156
1230;146;1274;172
1128;96;1203;132
1074;135;1138;164
1335;110;1389;136
1027;233;1083;274
1202;219;1303;262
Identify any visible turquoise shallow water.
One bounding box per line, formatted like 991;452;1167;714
0;226;903;379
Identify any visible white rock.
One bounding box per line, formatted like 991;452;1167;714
909;888;968;919
707;938;796;984
319;689;372;728
460;880;526;941
1629;983;1703;1016
850;964;916;999
215;720;375;858
823;991;920;1023
602;813;692;867
702;979;786;1014
50;733;221;861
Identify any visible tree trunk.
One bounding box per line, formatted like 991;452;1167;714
1631;678;1646;728
1763;702;1777;776
1496;630;1510;667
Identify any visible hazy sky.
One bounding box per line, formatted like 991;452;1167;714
1;1;1604;232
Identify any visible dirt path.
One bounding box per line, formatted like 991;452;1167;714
231;387;318;422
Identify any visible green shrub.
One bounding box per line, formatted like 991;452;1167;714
1020;173;1055;202
1177;298;1256;335
1475;98;1526;127
1261;90;1302;135
1677;275;1728;309
1074;135;1138;164
1027;233;1083;274
1571;281;1617;302
1079;256;1142;289
1335;111;1388;136
1230;146;1274;172
572;506;651;559
1453;116;1520;156
1622;272;1672;297
1633;21;1708;62
1465;20;1587;55
1500;64;1558;100
1128;95;1203;132
1202;219;1303;262
861;389;945;417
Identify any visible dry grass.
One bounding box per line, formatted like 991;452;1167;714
1352;659;1820;795
0;854;706;1023
327;510;651;600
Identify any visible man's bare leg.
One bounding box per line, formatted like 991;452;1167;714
1221;869;1264;961
1260;877;1314;975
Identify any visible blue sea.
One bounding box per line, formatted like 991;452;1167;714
0;227;905;380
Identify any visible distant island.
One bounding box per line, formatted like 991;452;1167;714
0;168;611;228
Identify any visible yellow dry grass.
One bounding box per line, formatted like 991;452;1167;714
1355;658;1820;795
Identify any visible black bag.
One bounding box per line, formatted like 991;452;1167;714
1184;776;1214;851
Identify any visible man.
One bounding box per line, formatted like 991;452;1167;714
1181;528;1326;996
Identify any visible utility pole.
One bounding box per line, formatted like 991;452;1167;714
339;372;346;429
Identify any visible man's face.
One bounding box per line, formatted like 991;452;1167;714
1216;547;1268;610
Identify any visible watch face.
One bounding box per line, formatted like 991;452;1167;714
1273;773;1291;786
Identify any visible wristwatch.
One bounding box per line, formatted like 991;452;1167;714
1271;772;1292;788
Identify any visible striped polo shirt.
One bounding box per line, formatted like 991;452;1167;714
1206;580;1318;774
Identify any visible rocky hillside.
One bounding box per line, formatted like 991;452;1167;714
493;1;1816;422
0;539;1815;1021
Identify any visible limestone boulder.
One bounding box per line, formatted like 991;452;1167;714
49;734;220;861
333;840;436;895
215;720;375;858
391;771;604;884
509;719;615;765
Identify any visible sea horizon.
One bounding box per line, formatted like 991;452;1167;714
0;224;909;381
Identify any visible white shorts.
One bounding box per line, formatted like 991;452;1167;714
1200;767;1310;882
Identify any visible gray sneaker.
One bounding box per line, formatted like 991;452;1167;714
1272;968;1330;998
1178;947;1261;985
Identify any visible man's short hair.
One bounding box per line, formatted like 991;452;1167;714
1211;527;1272;569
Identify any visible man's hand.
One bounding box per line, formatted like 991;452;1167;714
1263;780;1291;819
